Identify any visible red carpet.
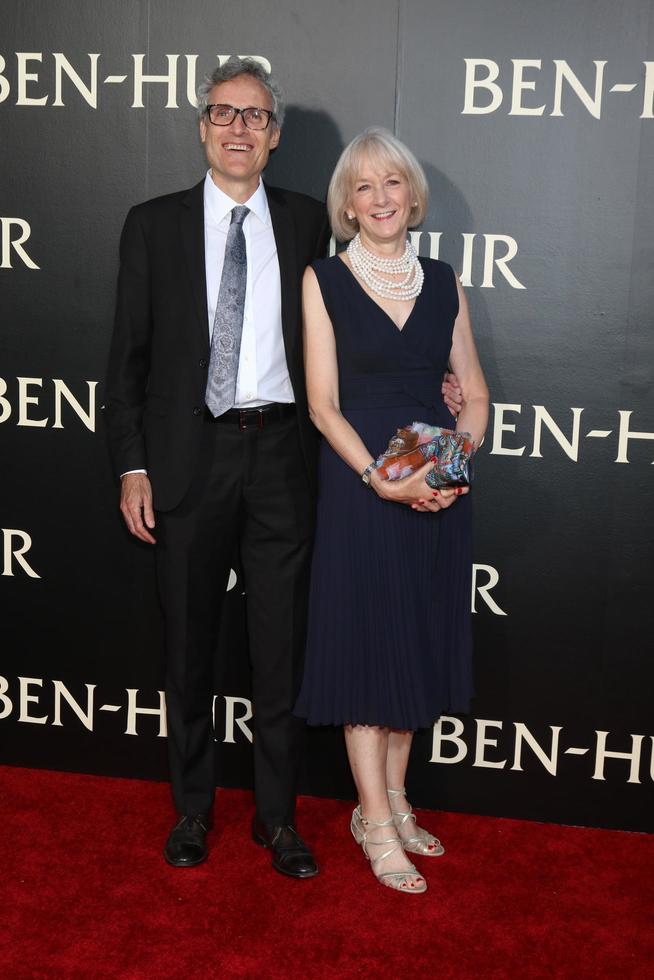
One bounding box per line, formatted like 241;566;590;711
1;766;652;979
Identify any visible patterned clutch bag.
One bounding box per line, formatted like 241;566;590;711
375;422;475;489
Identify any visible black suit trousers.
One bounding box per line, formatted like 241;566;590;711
155;410;315;823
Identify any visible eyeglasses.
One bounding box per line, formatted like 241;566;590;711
205;104;275;131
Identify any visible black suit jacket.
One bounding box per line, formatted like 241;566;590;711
104;179;330;511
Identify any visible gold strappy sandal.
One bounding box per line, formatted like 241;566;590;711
350;805;427;893
387;788;445;857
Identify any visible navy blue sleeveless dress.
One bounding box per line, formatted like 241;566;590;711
294;255;473;730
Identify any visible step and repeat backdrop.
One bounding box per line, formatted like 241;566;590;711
2;0;652;833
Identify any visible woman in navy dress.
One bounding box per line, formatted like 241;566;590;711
295;128;489;893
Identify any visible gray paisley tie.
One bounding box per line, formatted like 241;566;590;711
205;205;250;417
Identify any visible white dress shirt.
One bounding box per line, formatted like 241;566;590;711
203;171;293;407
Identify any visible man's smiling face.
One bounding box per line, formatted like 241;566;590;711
200;74;280;200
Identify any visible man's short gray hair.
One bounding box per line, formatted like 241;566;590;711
196;56;285;128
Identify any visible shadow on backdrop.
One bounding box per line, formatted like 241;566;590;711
265;106;344;203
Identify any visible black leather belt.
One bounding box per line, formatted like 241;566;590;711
205;403;296;430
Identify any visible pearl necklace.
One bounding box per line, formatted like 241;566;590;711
346;233;424;300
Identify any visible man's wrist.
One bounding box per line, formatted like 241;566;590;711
121;469;148;478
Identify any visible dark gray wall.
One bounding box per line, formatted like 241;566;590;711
1;0;652;832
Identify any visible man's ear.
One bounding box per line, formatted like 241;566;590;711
199;117;207;144
270;126;281;150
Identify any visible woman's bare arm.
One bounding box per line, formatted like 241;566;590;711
448;278;489;448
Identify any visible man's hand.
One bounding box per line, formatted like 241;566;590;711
120;473;156;544
442;371;463;418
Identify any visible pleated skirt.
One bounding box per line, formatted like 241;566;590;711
294;404;474;731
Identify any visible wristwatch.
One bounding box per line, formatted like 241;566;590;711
361;461;376;487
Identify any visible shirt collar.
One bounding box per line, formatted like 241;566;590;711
203;171;269;227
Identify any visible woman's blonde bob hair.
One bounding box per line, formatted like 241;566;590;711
327;126;429;242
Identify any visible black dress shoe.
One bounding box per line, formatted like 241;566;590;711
164;813;211;867
252;816;319;879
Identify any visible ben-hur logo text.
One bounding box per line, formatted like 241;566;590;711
1;54;653;119
1;676;651;784
0;537;505;615
2;218;524;288
1;379;652;468
0;53;270;108
463;58;654;119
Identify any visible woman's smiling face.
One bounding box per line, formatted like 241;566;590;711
347;155;413;251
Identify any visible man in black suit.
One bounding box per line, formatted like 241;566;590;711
104;57;329;877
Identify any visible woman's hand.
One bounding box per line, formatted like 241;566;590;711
370;460;469;512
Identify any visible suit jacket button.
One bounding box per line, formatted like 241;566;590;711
193;406;202;416
199;358;207;368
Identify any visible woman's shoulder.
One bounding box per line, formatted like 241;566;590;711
311;253;342;270
419;258;460;316
420;257;459;291
306;254;339;300
310;253;347;282
419;256;456;278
